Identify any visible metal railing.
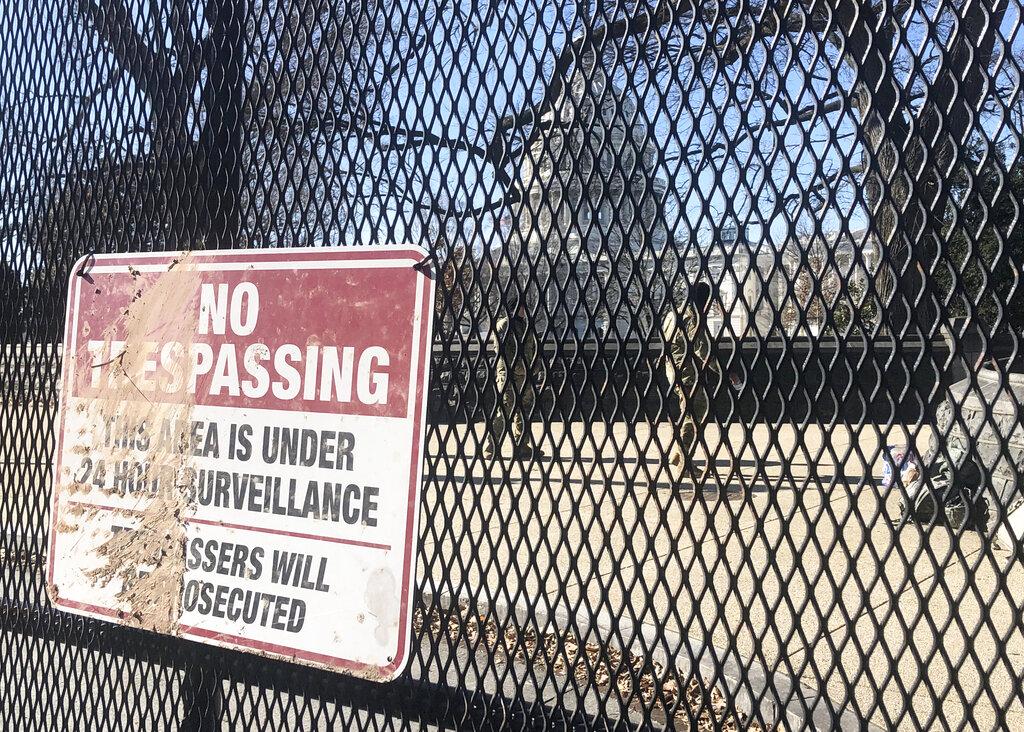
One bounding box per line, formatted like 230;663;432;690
2;0;1024;729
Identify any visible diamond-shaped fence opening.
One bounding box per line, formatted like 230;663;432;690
3;0;1024;730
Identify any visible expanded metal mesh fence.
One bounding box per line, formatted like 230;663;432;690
3;0;1024;729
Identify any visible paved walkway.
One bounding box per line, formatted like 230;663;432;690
5;400;1022;728
421;421;1024;730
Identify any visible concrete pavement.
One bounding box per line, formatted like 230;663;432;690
6;400;1023;728
421;421;1024;730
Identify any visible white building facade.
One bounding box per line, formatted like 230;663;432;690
509;51;670;339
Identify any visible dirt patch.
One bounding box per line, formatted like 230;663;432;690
412;602;771;730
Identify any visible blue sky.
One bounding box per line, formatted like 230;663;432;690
3;0;1024;270
304;0;1024;257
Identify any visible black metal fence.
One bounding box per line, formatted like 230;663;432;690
3;0;1024;729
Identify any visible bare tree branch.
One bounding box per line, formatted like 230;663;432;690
76;0;168;102
168;0;195;52
358;0;702;217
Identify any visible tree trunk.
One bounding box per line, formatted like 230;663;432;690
198;0;246;248
148;0;247;249
840;0;1006;338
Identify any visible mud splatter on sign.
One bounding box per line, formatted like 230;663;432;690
74;253;203;634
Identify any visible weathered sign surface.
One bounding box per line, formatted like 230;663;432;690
47;246;435;680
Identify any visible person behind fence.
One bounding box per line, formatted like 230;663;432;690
662;282;715;484
484;294;542;460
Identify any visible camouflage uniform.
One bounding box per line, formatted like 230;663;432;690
484;314;539;458
662;304;714;480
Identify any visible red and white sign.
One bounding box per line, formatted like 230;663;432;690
47;246;434;680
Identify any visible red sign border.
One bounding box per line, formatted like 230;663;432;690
46;245;435;681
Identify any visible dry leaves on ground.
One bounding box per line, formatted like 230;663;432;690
413;602;771;730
